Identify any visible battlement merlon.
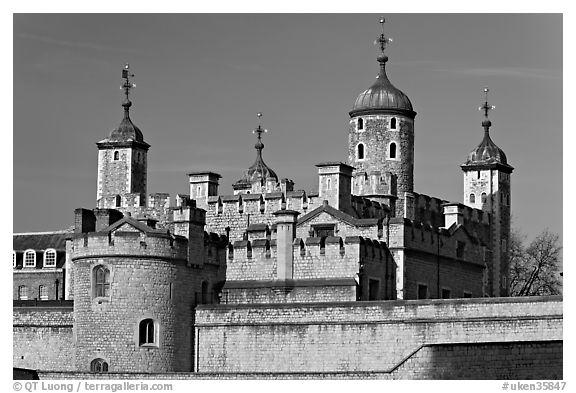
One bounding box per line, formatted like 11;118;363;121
404;191;490;226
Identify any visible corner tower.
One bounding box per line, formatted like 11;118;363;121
461;88;513;297
348;18;417;217
96;64;150;208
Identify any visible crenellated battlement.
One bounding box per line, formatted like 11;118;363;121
71;230;189;261
226;235;389;282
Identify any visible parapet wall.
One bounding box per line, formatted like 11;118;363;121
194;296;562;373
71;231;188;262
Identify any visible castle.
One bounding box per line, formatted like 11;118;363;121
13;19;562;379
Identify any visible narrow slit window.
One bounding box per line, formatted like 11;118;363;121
389;143;397;159
357;143;365;160
113;151;119;161
390;117;397;129
357;118;364;130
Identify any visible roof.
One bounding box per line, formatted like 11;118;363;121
350;60;415;117
297;202;380;228
462;126;513;172
13;231;69;251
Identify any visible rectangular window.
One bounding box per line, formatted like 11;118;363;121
44;250;56;267
313;225;335;238
463;291;472;298
441;288;451;299
18;286;28;300
24;251;36;267
417;284;428;299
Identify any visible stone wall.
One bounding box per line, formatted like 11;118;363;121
13;305;75;371
37;340;562;380
194;296;562;374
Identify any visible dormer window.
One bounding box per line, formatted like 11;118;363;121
24;250;36;268
357;143;365;160
44;249;57;268
357;117;364;130
390;117;397;130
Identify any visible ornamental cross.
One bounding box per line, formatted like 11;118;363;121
375;17;393;54
253;112;268;141
121;63;136;102
479;87;495;118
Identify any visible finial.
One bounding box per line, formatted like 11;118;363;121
120;63;136;112
252;112;268;143
479;87;495;119
375;16;392;64
479;87;495;132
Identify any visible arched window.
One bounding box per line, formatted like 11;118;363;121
113;151;119;161
94;266;110;297
24;250;36;267
357;143;365;160
390;117;397;129
197;186;202;196
469;193;475;204
44;249;57;268
90;358;109;373
39;285;48;301
18;286;28;300
389;142;397;159
326;178;332;190
481;192;487;204
357;117;364;130
139;319;156;346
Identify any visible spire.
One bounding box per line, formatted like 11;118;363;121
253;112;266;153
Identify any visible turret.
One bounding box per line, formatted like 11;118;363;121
348;18;416;218
461;88;513;297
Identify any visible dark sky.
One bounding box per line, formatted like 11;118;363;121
13;13;562;244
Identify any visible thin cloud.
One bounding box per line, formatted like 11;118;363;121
15;32;143;55
436;66;561;80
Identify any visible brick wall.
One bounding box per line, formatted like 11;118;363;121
194;296;562;373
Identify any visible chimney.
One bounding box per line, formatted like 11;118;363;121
273;210;300;281
316;162;354;213
443;203;464;228
188;171;221;210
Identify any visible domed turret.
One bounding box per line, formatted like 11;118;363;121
108;100;145;142
350;55;414;117
233;114;279;194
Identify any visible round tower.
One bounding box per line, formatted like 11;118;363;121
348;18;417;217
461;88;513;297
71;214;202;373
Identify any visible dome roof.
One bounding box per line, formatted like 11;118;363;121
351;59;414;117
108;101;145;142
233;125;278;189
462;119;513;172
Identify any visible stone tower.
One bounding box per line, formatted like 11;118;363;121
96;64;150;209
461;88;513;297
348;18;417;217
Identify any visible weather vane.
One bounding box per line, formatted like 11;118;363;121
479;87;495;119
120;63;136;103
375;17;393;55
253;112;268;141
